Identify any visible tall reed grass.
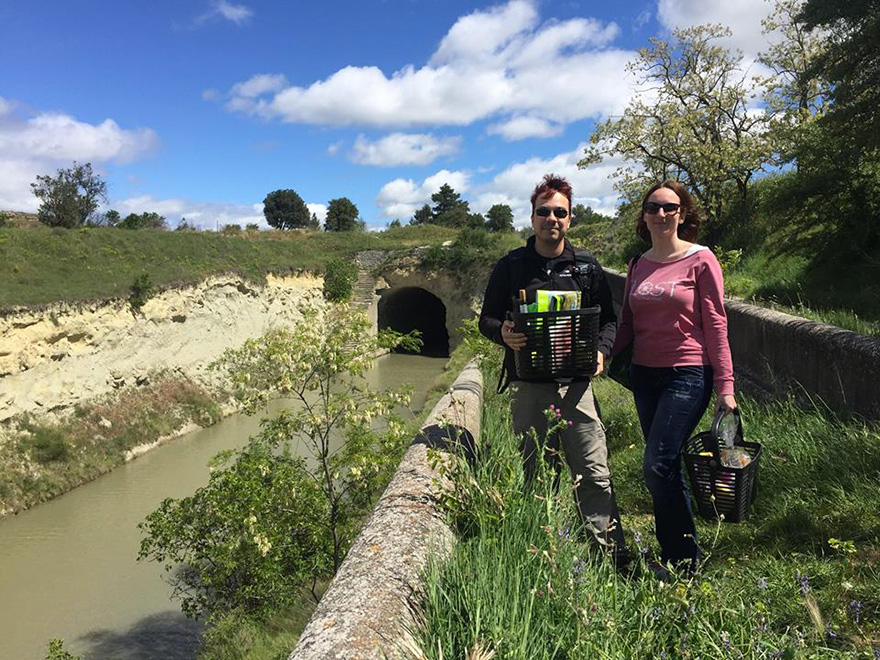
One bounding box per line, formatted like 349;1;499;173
410;361;879;659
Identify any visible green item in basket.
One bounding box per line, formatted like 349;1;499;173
536;290;579;312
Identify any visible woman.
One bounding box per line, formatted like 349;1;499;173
612;180;737;574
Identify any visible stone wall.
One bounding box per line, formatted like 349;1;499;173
604;269;880;419
290;360;483;659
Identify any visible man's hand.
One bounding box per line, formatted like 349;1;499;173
501;320;527;351
594;351;605;377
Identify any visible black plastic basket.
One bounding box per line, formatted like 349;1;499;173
684;408;762;523
512;305;600;380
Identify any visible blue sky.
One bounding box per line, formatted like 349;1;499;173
0;0;775;230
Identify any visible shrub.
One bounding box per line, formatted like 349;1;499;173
129;273;153;312
45;639;80;660
221;224;242;235
21;426;70;463
322;258;358;302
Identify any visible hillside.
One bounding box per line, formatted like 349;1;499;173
0;224;478;310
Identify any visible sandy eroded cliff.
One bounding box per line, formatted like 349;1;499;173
0;273;323;423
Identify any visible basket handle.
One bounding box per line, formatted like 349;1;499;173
709;407;743;459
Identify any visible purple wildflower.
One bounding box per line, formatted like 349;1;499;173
757;576;767;590
721;631;731;650
850;599;862;623
825;624;837;639
795;571;810;596
558;525;571;541
572;559;585;574
872;648;879;660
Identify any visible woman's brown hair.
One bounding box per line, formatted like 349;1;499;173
635;180;702;243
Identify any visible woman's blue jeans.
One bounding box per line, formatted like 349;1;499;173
630;364;713;570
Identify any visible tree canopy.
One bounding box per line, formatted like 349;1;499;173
570;204;611;227
119;212;167;230
410;204;433;226
799;0;880;152
31;162;107;228
324;197;363;231
485;204;514;232
262;189;311;230
580;24;772;242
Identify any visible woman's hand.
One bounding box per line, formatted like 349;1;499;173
501;320;527;351
594;351;605;377
716;394;738;413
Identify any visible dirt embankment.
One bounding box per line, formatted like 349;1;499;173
0;273;323;424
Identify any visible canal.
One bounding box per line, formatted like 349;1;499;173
0;354;448;660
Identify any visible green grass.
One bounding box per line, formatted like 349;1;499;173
724;252;880;337
0;224;467;309
195;603;318;660
411;360;880;658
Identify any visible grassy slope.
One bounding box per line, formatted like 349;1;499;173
0;224;470;310
413;357;880;658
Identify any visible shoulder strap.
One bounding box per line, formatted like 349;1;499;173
497;246;529;395
507;246;528;299
572;249;599;304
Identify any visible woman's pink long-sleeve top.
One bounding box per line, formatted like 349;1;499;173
611;246;735;396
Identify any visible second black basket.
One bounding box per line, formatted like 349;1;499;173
512;305;600;380
683;409;762;523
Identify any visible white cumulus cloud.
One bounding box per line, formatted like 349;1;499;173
656;0;776;57
350;133;461;166
222;0;636;133
375;169;470;219
487;116;563;141
0;102;159;211
111;196;326;231
231;73;289;99
470;144;626;225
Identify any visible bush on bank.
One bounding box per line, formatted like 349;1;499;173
0;374;222;516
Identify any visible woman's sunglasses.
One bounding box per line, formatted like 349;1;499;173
535;206;569;219
644;202;681;214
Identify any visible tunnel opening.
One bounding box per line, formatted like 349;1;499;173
378;287;450;357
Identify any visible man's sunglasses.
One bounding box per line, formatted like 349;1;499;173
644;202;681;214
535;206;569;219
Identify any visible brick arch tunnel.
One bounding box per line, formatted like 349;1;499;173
377;287;450;357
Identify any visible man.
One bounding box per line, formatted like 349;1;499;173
479;173;627;562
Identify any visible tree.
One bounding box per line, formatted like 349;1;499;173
388;219;402;229
580;25;773;242
262;189;310;230
323;258;358;301
119;212;167;230
410;204;433;225
799;0;880;153
31;162;107;228
431;183;470;227
103;209;121;227
139;306;420;617
466;212;486;230
324;197;362;231
436;205;470;228
485;204;514;232
760;0;830;125
308;213;321;230
570;204;611;227
755;0;880;259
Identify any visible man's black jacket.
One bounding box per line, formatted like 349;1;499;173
478;235;617;384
